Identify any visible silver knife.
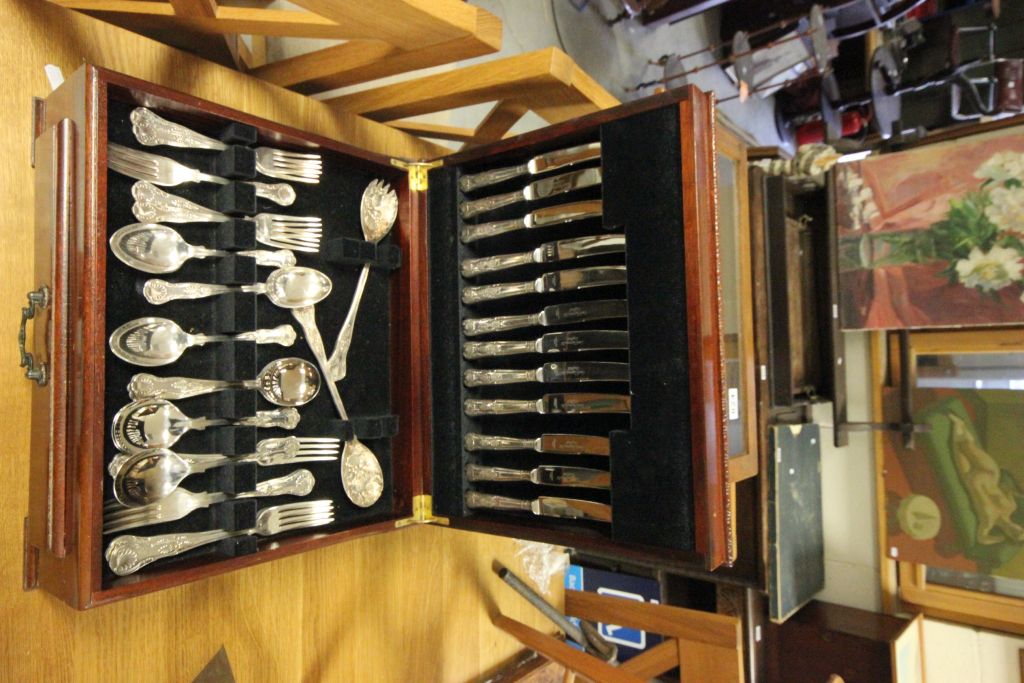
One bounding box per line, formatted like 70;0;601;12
462;266;626;305
460;167;602;220
460;200;602;243
459;142;602;193
466;463;611;489
463;330;628;359
466;491;612;522
465;392;631;416
462;299;627;337
464;432;612;456
464;361;629;387
461;234;625;277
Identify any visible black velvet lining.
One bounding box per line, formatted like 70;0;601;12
102;94;401;585
428;104;695;551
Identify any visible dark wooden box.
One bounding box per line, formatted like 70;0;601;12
25;65;731;609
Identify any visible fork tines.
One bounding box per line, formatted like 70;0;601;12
256;147;322;184
267;500;335;533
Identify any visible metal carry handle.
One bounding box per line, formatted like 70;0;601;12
19;286;50;386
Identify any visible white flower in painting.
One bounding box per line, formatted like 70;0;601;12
985;186;1024;235
974;151;1024;183
955;246;1024;291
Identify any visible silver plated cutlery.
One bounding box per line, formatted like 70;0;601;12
108;143;296;206
459;167;602;220
142;265;332;306
464;432;611;456
462;266;626;305
102;472;319;534
461;234;624;277
128;357;321;407
109;317;296;367
131;181;322;252
463;330;628;359
464;361;629;387
111;398;300;452
109;223;296;274
460;200;603;243
465;491;611;522
105;499;333;575
459;142;601;193
462;299;627;337
466;463;610;489
130;107;323;183
465;392;631;416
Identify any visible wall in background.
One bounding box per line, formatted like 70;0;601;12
923;619;1024;683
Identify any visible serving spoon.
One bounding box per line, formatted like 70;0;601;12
111;398;300;452
109;223;296;274
128;357;320;407
109;317;296;367
142;265;332;306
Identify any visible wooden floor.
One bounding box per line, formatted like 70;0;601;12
0;2;562;681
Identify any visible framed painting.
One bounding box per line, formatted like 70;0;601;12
836;124;1024;329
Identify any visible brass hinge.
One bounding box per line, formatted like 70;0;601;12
395;494;449;528
391;158;442;192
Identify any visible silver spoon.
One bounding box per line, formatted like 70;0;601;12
127;357;321;407
109;317;296;367
109;223;296;274
142;265;332;306
326;179;399;381
111;398;300;452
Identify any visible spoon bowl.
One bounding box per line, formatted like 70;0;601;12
255;357;321;406
109;223;213;274
340;438;385;508
113;448;192;506
264;266;332;309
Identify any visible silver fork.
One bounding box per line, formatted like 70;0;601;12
130;107;323;184
105;499;334;576
130;181;322;253
102;469;315;534
108;143;296;206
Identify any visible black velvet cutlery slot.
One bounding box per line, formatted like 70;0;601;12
101;95;402;583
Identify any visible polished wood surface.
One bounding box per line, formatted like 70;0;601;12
2;0;563;678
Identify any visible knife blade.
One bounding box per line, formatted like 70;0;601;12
459;142;601;193
460;200;603;243
460;167;602;220
465;491;612;522
463;330;629;359
464;432;612;456
465;464;611;489
462;266;626;305
463;361;629;387
462;299;627;337
464;392;631;416
461;234;625;277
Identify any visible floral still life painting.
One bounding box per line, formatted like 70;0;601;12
836;126;1024;329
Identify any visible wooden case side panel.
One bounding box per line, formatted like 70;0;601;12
679;94;730;569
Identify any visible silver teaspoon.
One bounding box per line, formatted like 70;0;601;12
111;398;301;452
128;357;321;407
109;223;296;274
142;266;332;306
109;317;296;367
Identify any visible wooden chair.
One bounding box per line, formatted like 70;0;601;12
493;590;745;683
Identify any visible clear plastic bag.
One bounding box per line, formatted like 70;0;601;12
513;540;569;596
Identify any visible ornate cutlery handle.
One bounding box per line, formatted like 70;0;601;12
462;280;537;305
291;305;350;421
464;368;537;387
235;469;315;499
465;464;531;482
131;181;228;223
464;433;537;451
462;313;539;337
247;182;296;207
459;189;526;220
465;398;539;416
327;265;370;381
235;408;300;430
459;163;529;193
128;373;249;400
238;249;297;268
463;340;536;359
142;279;262;305
231;324;297;346
460;217;525;243
130;107;228;151
106;529;236;576
465;490;531;513
461;251;535;277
